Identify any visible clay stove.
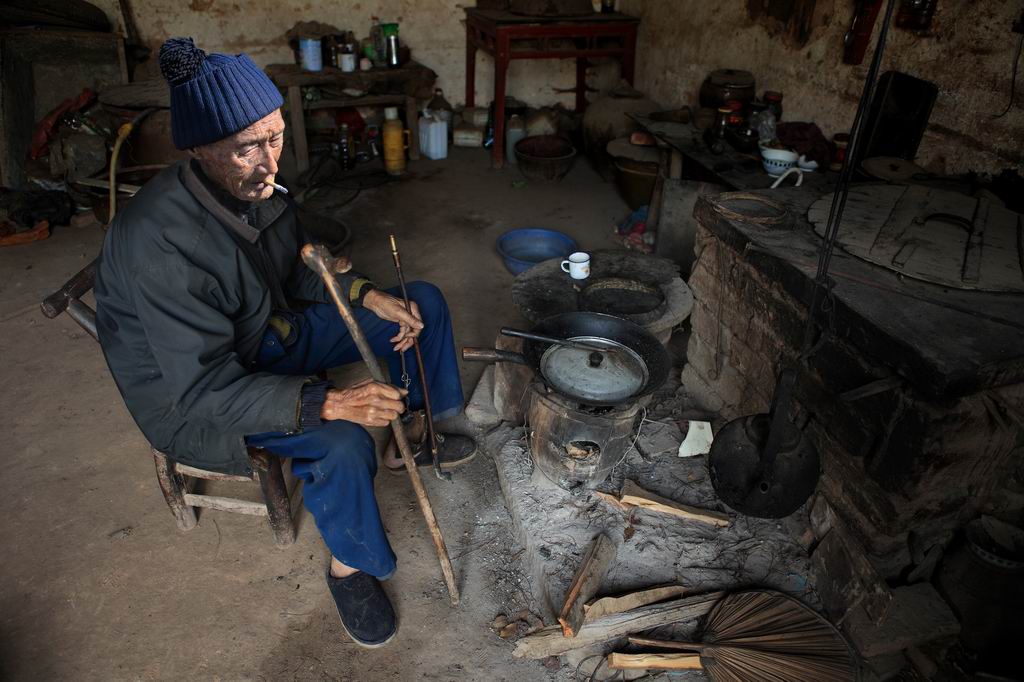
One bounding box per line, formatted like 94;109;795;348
511;249;693;345
505;250;692;490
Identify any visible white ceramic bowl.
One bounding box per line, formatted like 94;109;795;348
760;147;798;177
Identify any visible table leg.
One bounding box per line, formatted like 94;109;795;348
492;36;509;169
465;25;477;108
406;96;421;161
575;57;588;113
287;85;309;174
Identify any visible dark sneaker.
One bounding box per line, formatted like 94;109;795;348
385;432;478;474
326;571;397;648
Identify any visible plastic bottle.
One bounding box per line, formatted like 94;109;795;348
382;107;406;176
505;114;526;164
370;17;385;67
419;113;448;160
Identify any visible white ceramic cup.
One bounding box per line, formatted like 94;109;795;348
561;252;591;280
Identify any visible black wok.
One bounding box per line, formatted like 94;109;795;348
462;312;670;406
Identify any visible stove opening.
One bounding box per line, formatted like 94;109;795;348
565;440;601;460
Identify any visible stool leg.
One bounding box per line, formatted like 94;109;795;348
251;448;296;546
153;449;197;531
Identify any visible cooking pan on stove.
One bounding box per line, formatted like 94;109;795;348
462;312;670;406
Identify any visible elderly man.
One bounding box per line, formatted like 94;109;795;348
95;38;473;648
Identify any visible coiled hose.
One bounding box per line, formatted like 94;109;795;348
108;107;159;223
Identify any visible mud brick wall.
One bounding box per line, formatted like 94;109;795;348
684;220;1024;574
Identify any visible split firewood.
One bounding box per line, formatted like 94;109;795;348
607;653;703;671
557;534;616;637
584;585;686;621
627;636;700;650
595;480;730;527
513;591;726;659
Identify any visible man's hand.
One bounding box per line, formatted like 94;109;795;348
363;289;424;352
320;379;407;427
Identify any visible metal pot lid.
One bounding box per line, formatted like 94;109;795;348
860;156;927;181
707;69;755;88
539;335;648;404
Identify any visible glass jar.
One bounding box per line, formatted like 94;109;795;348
763;91;783;121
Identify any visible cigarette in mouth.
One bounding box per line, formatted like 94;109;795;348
266;180;288;194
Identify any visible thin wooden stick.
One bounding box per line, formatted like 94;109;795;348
627;636;704;651
302;243;460;606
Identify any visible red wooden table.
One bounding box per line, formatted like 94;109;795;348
464;8;640;168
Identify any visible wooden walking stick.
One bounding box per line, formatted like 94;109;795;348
301;243;460;606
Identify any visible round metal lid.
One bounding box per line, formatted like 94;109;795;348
539;336;648;404
708;69;755;88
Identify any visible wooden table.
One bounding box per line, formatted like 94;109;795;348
265;62;437;174
464;8;639;168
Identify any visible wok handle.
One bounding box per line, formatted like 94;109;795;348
461;347;529;365
500;327;609;353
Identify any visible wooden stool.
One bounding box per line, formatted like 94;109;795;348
42;260;303;547
153;447;301;546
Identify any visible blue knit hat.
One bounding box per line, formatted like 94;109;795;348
159;37;284;149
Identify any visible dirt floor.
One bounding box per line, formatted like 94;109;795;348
0;149;634;680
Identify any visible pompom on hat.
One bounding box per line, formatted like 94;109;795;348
159;37;284;149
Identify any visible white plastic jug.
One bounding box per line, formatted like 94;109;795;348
419;114;448;160
506;114;526;165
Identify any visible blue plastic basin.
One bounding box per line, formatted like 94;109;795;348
496;228;578;275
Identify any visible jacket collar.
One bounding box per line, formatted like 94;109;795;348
181;160;287;243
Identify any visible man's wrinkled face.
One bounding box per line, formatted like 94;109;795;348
189;109;285;203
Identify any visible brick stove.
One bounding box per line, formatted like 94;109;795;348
684;190;1024;575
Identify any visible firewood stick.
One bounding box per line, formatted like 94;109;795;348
557;533;616;637
302;243;460;606
627;636;704;650
607;653;703;671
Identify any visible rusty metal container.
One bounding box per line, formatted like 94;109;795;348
527;382;641;491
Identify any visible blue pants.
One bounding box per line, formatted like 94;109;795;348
245;282;463;578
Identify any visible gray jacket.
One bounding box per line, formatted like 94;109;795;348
96;161;353;475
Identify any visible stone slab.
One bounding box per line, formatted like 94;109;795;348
465;365;501;428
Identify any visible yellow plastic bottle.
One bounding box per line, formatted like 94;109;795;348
382;107;406;176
